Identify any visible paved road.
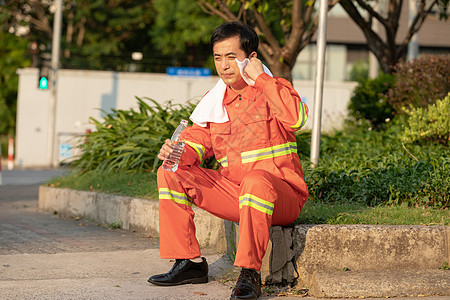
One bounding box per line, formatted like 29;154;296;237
0;168;65;186
0;170;448;300
0;170;234;299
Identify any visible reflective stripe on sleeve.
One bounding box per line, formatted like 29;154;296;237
185;140;206;162
239;193;274;215
290;101;308;130
159;188;192;206
217;156;228;167
241;142;297;164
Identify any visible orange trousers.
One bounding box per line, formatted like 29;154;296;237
157;165;302;271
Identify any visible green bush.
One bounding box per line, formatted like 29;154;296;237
303;122;449;208
347;73;395;129
306;155;449;209
401;93;450;145
385;55;449;112
347;59;369;83
72;97;196;173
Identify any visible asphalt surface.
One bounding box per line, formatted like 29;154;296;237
0;169;235;299
0;169;448;300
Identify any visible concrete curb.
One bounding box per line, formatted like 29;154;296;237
38;186;450;298
291;225;450;297
38;186;229;252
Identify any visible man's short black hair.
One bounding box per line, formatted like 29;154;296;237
210;21;259;57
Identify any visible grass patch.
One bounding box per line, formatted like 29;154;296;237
48;170;448;225
47;169;158;200
297;201;449;225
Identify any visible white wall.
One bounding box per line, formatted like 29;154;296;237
15;68;356;167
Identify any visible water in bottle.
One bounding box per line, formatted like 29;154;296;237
162;119;188;172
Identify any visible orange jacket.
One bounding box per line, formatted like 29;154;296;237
179;73;309;206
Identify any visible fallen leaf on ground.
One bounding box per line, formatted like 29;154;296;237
194;292;207;295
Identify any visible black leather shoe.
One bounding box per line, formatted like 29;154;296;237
147;258;208;286
230;268;262;299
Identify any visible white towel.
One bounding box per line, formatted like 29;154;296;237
236;58;273;86
190;59;273;127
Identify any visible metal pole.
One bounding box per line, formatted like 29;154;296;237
310;0;328;167
369;2;380;79
407;0;419;61
47;0;63;168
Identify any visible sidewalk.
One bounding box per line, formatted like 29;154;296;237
0;167;65;185
0;182;235;299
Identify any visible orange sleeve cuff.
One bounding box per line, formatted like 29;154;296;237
179;143;200;167
254;73;273;89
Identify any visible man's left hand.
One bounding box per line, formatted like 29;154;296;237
244;58;264;81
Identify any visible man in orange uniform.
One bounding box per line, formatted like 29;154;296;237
148;21;308;299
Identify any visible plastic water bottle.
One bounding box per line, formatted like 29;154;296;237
162;119;188;172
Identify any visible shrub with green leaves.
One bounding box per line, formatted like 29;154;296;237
306;158;449;208
72;97;196;173
347;73;395;129
385;55;449;112
303;122;449;209
401;93;450;145
347;59;368;83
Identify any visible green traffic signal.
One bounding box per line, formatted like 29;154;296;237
38;53;51;90
39;76;49;90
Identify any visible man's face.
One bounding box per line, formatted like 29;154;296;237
213;35;247;88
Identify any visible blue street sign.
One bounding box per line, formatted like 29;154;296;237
59;143;72;159
166;67;211;77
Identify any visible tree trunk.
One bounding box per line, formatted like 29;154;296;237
269;58;293;83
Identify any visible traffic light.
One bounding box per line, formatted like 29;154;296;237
38;54;51;90
38;71;49;89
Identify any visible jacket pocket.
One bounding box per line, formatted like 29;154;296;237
210;122;231;159
240;107;271;147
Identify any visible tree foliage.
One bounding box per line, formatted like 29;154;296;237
0;0;155;70
339;0;449;73
0;30;31;136
61;0;155;70
198;0;339;81
151;0;222;67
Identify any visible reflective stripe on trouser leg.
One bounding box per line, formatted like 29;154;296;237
234;169;301;271
157;165;241;259
157;166;200;259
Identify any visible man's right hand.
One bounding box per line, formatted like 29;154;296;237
157;139;173;161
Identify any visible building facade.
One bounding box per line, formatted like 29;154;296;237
293;1;450;81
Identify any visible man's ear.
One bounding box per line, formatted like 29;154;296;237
249;51;257;59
